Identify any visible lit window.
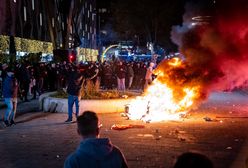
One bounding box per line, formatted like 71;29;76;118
90;26;92;33
32;0;35;10
102;8;107;13
90;4;92;12
14;0;16;3
83;31;85;36
80;22;82;30
52;17;55;27
40;13;42;26
23;6;27;21
92;14;94;21
85;24;87;31
88;33;90;40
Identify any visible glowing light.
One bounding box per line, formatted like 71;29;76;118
101;44;119;62
127;58;200;122
168;57;182;66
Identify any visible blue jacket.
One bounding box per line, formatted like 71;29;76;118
64;138;128;168
3;72;18;98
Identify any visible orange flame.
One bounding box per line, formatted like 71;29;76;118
127;58;201;122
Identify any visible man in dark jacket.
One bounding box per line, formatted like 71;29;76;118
116;61;126;91
65;66;84;123
64;111;128;168
3;67;18;126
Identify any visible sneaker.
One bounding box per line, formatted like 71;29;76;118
64;119;73;123
10;120;16;126
4;120;10;127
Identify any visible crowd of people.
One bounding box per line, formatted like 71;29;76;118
0;59;214;167
0;59;156;98
0;59;157;126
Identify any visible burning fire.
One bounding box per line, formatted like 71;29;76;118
127;58;202;122
127;1;248;122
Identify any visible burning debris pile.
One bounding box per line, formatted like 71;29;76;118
127;58;203;122
127;1;248;122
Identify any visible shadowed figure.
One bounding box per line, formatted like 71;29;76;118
64;111;128;168
173;152;214;168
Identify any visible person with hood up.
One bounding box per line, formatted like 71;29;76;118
64;111;128;168
3;67;18;127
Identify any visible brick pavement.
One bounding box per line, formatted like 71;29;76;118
0;92;248;168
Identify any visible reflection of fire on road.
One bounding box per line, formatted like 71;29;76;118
127;57;203;122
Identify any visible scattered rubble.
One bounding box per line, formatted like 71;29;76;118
111;124;145;130
203;116;220;122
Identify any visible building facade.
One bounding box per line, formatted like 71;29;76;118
0;0;97;61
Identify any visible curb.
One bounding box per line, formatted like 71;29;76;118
40;92;135;114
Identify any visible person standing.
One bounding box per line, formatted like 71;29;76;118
3;67;18;127
18;63;30;102
65;66;84;123
144;62;154;90
64;111;128;168
127;62;134;89
103;63;113;89
116;61;126;92
0;63;8;97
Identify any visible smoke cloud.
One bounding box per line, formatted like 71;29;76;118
167;0;248;101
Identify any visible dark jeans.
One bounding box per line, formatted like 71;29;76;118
67;94;80;120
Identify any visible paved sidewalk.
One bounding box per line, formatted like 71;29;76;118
0;92;248;168
0;97;40;126
1;112;248;168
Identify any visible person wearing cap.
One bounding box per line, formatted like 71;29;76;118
2;67;18;126
64;111;128;168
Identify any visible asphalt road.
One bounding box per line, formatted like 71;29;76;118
0;91;248;168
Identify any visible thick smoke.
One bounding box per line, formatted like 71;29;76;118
167;0;248;101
